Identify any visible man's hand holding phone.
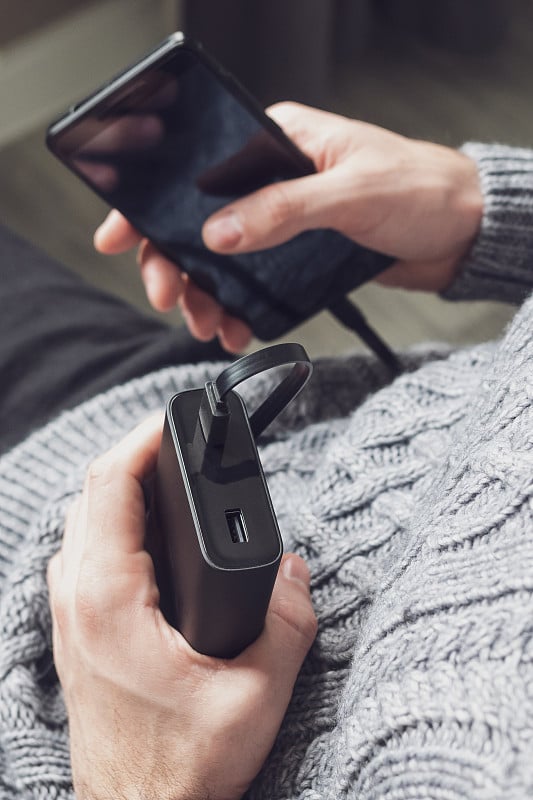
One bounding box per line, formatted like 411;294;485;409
95;102;483;352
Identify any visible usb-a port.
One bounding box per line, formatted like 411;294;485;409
225;509;248;544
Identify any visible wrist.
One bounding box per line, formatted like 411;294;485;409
446;148;484;280
414;143;483;293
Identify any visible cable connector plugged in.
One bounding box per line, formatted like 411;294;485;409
199;380;229;446
198;343;313;448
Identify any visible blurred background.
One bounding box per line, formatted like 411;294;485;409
0;0;528;358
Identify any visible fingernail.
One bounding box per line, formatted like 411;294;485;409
282;555;311;589
203;211;243;250
94;211;115;244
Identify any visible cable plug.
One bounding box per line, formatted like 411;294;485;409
199;380;230;446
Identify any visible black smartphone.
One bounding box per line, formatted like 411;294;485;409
46;32;393;340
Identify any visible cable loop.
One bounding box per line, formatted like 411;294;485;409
213;342;312;439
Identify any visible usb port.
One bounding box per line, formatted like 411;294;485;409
225;509;248;544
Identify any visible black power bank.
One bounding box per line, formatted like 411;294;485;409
146;343;312;659
147;388;283;658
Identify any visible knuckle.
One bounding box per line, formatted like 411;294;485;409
73;553;156;639
48;576;71;635
84;455;114;491
74;571;111;640
52;591;71;635
273;598;318;652
264;183;299;230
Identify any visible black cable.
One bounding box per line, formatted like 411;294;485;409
328;297;402;376
199;343;313;444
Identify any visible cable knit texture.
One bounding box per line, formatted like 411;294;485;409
445;143;533;303
0;143;532;799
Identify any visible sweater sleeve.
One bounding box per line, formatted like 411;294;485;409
443;143;533;304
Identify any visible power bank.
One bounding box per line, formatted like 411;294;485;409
146;343;312;658
147;389;282;657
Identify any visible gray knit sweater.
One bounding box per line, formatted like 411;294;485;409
1;143;532;799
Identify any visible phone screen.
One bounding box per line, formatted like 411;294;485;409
48;39;391;339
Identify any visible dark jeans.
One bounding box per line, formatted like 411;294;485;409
0;224;227;455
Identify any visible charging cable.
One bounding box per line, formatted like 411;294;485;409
328;297;402;375
199;343;313;446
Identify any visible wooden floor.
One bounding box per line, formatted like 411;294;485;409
1;3;529;358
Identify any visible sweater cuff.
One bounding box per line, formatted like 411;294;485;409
442;143;533;305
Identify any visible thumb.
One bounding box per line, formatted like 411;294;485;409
202;172;333;254
244;554;317;679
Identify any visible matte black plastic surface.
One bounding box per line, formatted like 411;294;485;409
146;388;282;658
